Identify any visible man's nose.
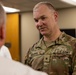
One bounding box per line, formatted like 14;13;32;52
37;19;43;25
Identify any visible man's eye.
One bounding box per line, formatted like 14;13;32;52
41;17;46;20
34;19;38;22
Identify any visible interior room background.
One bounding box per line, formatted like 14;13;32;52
6;7;76;63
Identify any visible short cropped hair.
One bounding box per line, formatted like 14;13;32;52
0;3;6;26
33;1;56;11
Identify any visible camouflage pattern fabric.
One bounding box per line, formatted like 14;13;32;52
25;32;76;75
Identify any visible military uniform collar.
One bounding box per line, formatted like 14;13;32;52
36;32;67;48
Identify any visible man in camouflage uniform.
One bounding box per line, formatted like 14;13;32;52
25;1;76;75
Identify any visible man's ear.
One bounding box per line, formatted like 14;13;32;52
54;11;58;22
0;26;5;47
0;26;3;39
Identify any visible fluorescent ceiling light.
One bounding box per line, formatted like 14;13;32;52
72;0;76;2
2;6;20;13
61;0;76;5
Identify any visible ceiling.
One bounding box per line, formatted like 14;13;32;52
0;0;76;12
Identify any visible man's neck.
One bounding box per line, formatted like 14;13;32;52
43;30;61;42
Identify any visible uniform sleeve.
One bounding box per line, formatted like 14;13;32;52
25;48;32;66
72;43;76;75
72;55;76;75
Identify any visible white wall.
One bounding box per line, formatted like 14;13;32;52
21;12;39;63
21;7;76;63
58;7;76;29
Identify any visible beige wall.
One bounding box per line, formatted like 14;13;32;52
21;12;39;63
58;7;76;29
21;7;76;63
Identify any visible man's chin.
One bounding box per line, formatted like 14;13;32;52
41;33;46;36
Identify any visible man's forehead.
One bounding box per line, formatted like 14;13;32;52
33;5;53;16
34;15;46;20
